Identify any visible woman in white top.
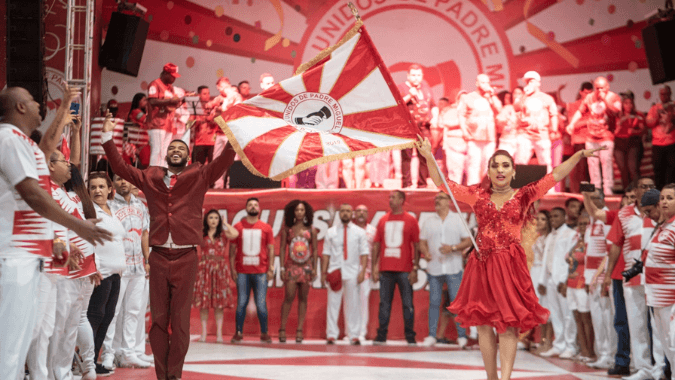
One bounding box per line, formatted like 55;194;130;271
86;172;126;376
531;210;552;353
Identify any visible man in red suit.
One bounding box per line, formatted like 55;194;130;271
101;114;236;380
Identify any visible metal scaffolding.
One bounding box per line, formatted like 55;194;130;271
64;0;95;174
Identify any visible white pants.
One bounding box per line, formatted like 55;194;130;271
368;152;390;186
515;139;552;172
50;276;94;380
359;280;372;338
589;284;616;360
546;279;577;353
26;273;59;380
624;285;664;372
466;141;496;185
566;287;590;313
392;150;402;180
444;137;468;184
316;161;340;189
0;257;42;380
78;287;97;374
102;275;145;362
213;134;229;188
326;277;361;340
135;278;150;355
586;141;615;195
342;157;367;189
148;129;173;168
652;304;675;380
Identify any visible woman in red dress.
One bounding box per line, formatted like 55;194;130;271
193;209;239;343
278;200;318;343
420;138;603;380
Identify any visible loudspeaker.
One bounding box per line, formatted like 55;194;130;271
6;0;46;118
227;161;282;189
642;19;675;85
511;165;547;188
100;12;149;77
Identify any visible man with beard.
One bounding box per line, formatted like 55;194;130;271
100;113;236;380
230;198;274;343
321;203;369;345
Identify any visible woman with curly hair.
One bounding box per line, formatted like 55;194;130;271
278;200;318;343
193;209;238;343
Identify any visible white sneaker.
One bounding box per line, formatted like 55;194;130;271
118;355;151;368
137;353;154;363
587;356;613;369
101;355;114;370
517;341;527;350
539;347;562;357
622;368;653;380
457;337;468;349
559;349;577;359
82;370;97;380
422;336;437;347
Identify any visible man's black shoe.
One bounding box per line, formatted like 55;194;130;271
607;365;630;376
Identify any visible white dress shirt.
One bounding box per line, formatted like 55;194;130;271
420;212;470;276
323;222;369;280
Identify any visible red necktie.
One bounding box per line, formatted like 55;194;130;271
169;174;177;188
343;225;348;260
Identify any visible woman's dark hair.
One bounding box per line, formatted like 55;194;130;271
480;149;516;191
126;92;147;121
537;210;552;235
88;171;114;200
496;90;510;105
64;166;96;219
620;96;637;116
283;199;314;228
202;209;223;239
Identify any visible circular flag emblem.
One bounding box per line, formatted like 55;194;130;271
289;236;311;264
283;92;344;134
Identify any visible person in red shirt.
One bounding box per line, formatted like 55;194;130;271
229;198;275;344
569;77;622;195
565;82;594;193
646;85;675;190
371;190;420;345
147;63;184;168
613;91;646;191
191;85;218;166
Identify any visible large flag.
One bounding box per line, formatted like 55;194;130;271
215;20;418;180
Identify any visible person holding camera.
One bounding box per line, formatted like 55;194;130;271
604;182;667;380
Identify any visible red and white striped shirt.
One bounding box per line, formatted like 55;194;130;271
584;211;612;285
0;124;53;262
644;214;675;307
607;205;655;287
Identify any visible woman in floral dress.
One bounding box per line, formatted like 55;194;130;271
193;209;239;342
278;200;318;343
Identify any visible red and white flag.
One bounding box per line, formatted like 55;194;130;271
215;21;418;180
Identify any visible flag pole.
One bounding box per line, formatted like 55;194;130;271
429;157;480;253
348;2;361;21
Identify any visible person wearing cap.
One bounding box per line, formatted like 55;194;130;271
643;185;675;380
566;82;594;193
147;63;184;168
614;91;646;191
569;77;622;196
439;91;469;184
646;85;675;190
458;74;502;185
513;71;558;174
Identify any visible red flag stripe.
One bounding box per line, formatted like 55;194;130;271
296;133;324;166
224;104;285;121
302;64;325;94
257;84;296;105
342;107;418;139
339;134;379;152
328;36;380;101
242;126;298;176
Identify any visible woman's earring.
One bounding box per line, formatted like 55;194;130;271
304;216;308;224
513;173;516;180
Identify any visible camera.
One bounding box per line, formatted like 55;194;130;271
622;258;643;281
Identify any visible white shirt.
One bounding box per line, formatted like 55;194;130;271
110;193;149;276
539;223;577;286
323;222;369;280
93;202;126;278
0;124;54;260
420;212;470;276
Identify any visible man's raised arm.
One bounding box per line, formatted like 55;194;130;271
100;113;144;187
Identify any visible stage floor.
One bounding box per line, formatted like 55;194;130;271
85;338;623;380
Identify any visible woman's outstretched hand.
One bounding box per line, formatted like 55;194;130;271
580;146;607;158
415;135;434;161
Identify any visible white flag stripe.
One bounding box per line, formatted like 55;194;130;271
340;68;399;116
319;33;362;95
339;126;414;147
278;74;307;97
243;95;288;114
269;131;305;178
320;133;352;157
227;116;290;149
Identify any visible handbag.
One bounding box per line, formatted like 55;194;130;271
326;269;342;291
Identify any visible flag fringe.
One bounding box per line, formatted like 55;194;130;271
215;115;415;181
294;19;364;76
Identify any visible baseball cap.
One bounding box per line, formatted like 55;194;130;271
163;63;181;78
641;189;660;207
523;71;541;82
